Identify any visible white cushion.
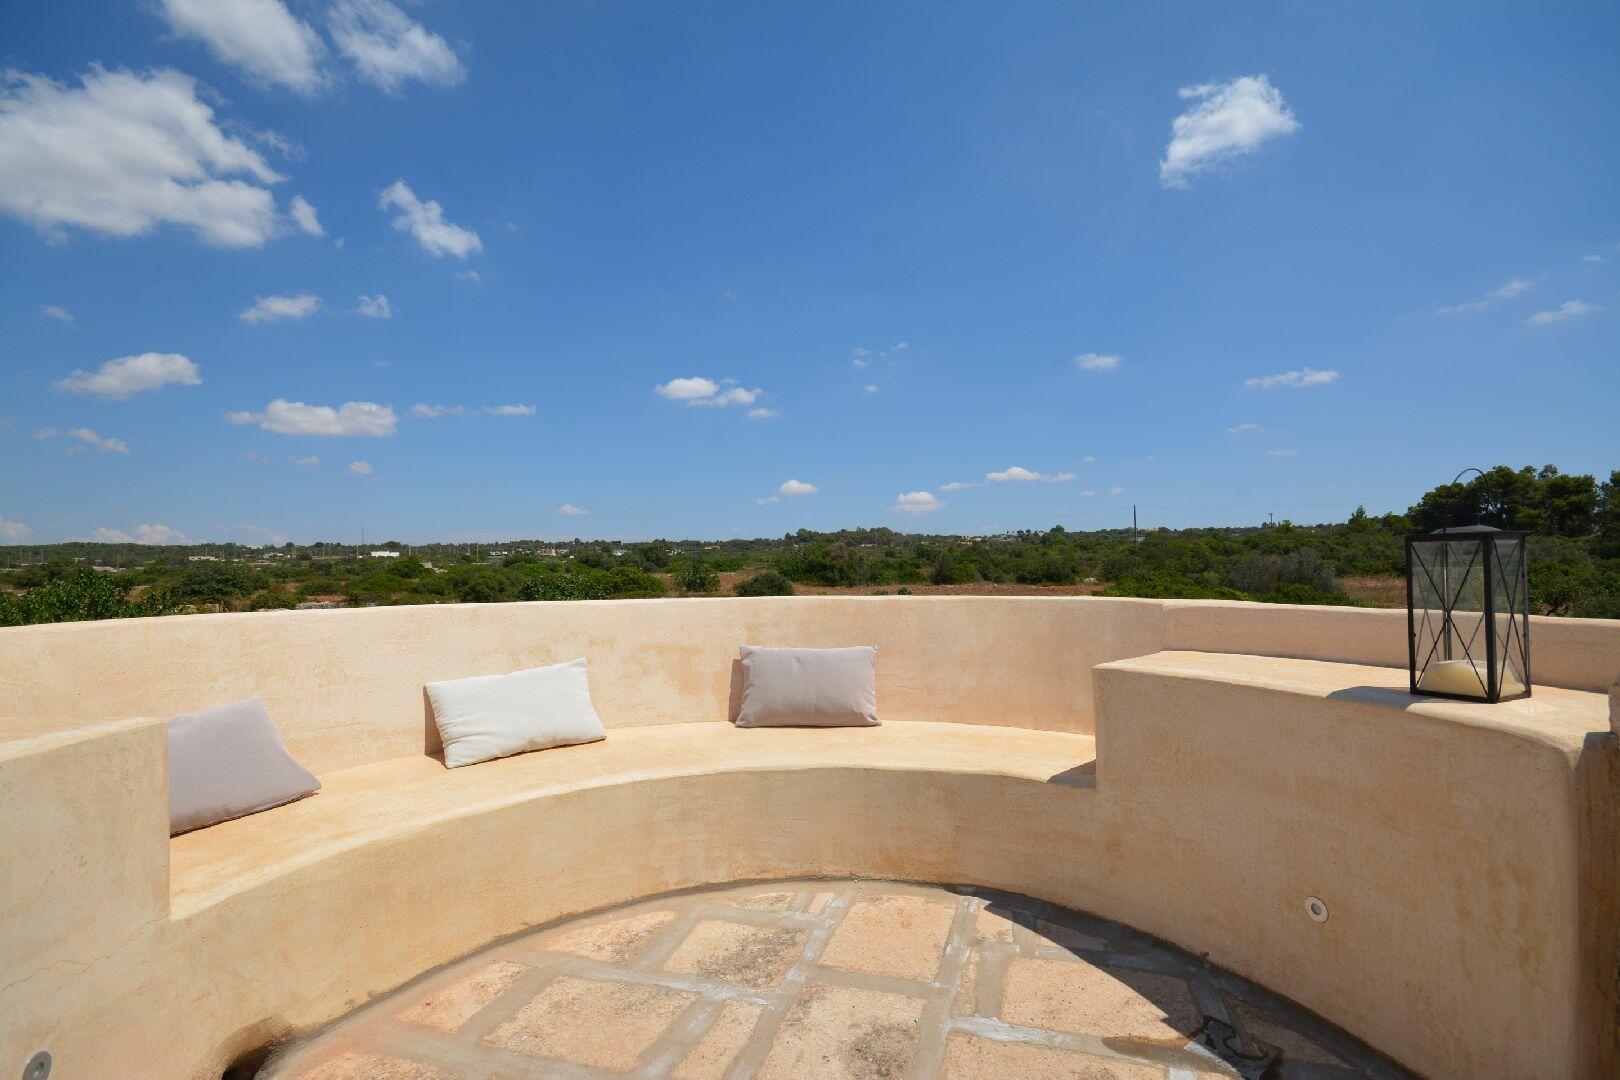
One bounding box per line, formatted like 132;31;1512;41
426;658;607;768
735;645;880;728
166;698;321;835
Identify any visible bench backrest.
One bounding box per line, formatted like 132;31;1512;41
3;595;1615;775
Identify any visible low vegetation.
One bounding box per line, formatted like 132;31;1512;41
3;466;1615;626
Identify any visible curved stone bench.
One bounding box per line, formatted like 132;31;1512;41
2;597;1616;1080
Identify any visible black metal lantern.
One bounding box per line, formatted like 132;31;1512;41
1406;525;1530;702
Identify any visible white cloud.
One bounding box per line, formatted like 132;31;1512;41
91;523;187;544
1080;455;1096;464
329;0;465;93
654;377;765;409
356;293;393;318
410;403;464;418
56;352;201;399
1244;367;1339;390
655;376;718;400
1438;278;1533;314
694;386;760;407
40;305;74;323
1080;489;1097;497
65;428;131;454
778;479;819;495
347;460;373;476
137;523;186;543
755;496;781;505
228;399;398;436
1267;449;1299;457
293;454;320;466
1583;254;1605;265
1225;421;1263;434
556;504;590;516
158;0;327;94
1075;352;1121;372
0;67;287;247
941;465;1076;492
1159;75;1299;189
851;357;871;369
1109;486;1125;495
986;466;1076;483
378;180;481;258
746;408;780;420
864;385;879;394
1526;300;1594;326
0;515;32;542
240;293;321;323
890;491;945;517
289;195;323;236
484;404;535;416
33;428;57;441
455;269;481;283
891;342;910;351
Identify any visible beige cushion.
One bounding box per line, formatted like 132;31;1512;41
166;698;321;835
427;658;607;768
735;645;879;728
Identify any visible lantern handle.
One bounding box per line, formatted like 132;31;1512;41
1446;467;1485;530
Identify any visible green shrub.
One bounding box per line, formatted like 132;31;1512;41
520;571;606;601
0;569;175;626
675;559;719;595
449;565;517;603
735;569;795;596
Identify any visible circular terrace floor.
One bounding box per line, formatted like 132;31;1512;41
263;880;1404;1080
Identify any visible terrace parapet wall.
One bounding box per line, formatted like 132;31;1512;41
1;597;1616;1078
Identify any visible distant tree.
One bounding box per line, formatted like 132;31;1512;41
170;564;260;610
1597;470;1620;558
632;543;672;570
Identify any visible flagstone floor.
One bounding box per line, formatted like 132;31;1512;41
262;880;1406;1079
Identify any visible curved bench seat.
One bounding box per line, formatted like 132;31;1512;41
171;722;1097;917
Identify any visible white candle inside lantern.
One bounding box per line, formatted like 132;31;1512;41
1418;658;1524;699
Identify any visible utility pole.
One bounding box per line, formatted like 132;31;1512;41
1131;505;1138;544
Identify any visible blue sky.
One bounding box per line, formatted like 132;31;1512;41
2;1;1616;546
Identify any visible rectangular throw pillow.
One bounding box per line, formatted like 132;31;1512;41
735;645;879;728
426;658;607;768
166;698;321;836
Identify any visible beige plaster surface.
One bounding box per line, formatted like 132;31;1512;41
262;881;1402;1079
0;598;1615;1080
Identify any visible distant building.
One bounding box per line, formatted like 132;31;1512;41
368;550;400;559
188;555;221;562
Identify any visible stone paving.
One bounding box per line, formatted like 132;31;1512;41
263;880;1407;1080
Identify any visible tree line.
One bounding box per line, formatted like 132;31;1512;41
2;465;1615;626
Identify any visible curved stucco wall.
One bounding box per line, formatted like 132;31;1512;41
2;597;1616;1079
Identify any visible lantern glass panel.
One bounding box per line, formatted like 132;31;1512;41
1491;537;1529;697
1411;538;1490;699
